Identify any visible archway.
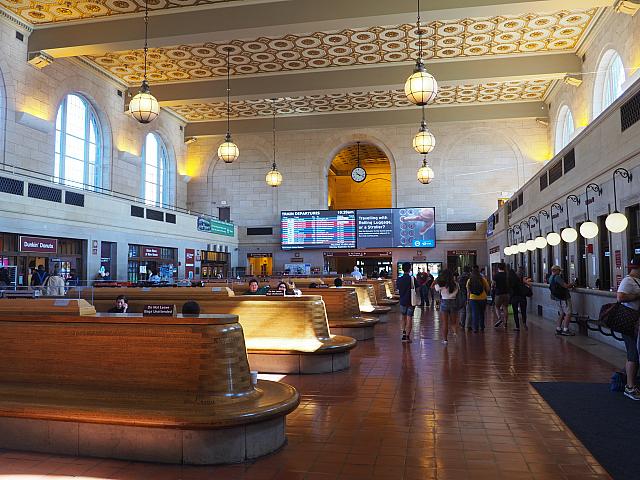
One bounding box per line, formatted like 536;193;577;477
327;142;392;210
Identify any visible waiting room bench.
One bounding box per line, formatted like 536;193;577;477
350;284;392;315
0;299;299;464
363;280;399;306
80;291;357;374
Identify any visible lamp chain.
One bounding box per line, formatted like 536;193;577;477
416;0;422;62
226;47;231;136
143;0;149;82
272;104;277;170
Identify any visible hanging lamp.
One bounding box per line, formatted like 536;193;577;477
580;183;602;239
404;0;438;106
534;210;549;249
605;168;633;233
129;0;159;124
218;47;240;163
417;156;434;184
546;203;563;246
265;103;283;187
413;105;436;154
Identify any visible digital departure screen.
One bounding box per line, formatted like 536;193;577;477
281;210;356;250
357;207;436;248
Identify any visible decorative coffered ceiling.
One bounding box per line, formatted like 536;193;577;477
86;10;597;85
169;80;552;121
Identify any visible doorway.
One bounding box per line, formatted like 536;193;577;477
247;254;272;276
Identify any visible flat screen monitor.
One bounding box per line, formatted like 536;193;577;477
281;210;356;250
357;207;436;248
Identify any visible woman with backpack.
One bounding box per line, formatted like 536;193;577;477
434;269;459;345
467;265;490;333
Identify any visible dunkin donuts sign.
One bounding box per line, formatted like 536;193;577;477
19;236;58;253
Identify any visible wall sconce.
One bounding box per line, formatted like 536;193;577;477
15;111;52;134
526;217;538;251
547;203;563;246
535;210;549;249
561;195;580;243
184;137;197;145
614;0;640;16
181;175;192;183
27;51;53;70
606;168;633;232
563;74;583;87
580;183;602;238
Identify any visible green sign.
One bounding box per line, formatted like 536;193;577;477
197;217;235;237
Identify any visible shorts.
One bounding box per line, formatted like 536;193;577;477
440;299;458;312
400;304;415;316
495;294;510;308
557;297;572;315
623;333;639;363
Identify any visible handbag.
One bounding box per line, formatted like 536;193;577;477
520;283;533;298
598;302;639;337
410;276;420;307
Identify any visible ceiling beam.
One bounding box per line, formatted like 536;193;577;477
138;53;581;105
29;0;611;58
184;101;547;137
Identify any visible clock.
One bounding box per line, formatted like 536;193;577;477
351;166;367;183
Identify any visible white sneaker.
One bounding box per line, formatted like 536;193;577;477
442;340;448;345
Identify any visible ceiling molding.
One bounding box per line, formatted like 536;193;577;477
185;101;547;136
27;0;611;57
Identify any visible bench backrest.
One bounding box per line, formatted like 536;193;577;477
299;287;362;320
0;308;252;403
0;298;96;315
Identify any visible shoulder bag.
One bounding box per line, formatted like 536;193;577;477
410;276;420;307
598;296;639;338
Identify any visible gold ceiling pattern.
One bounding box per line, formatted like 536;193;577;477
86;9;597;85
168;80;552;121
0;0;238;24
331;143;390;174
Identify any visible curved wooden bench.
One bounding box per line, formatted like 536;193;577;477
80;291;356;374
363;280;399;306
349;284;391;315
299;287;378;340
0;299;299;464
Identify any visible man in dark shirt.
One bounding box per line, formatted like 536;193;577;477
493;263;510;328
397;262;416;342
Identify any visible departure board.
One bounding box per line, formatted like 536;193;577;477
281;210;356;250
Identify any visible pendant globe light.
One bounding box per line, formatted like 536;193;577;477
265;104;283;187
413;105;436;154
404;0;438;106
560;194;580;243
547;202;563;246
129;0;159;124
580;183;602;239
218;47;240;164
417;156;434;184
605;168;633;233
534;210;549;249
525;218;537;251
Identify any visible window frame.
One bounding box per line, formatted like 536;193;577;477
593;49;626;118
554;105;575;155
54;93;102;190
141;132;168;207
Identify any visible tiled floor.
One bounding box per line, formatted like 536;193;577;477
0;306;620;479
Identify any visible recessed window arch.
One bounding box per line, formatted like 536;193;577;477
555;105;574;154
593;49;626;118
142;132;169;207
54;93;102;189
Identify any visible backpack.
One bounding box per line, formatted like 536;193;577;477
610;371;626;392
549;275;568;300
469;277;484;296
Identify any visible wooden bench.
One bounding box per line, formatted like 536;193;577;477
363;280;399;306
73;289;357;374
349;284;392;315
0;299;299;464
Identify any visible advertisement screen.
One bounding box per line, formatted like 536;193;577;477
357;207;436;248
281;210;356;250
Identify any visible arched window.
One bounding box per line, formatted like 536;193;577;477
54;94;102;189
593;50;626;118
142;132;168;207
555;105;574;154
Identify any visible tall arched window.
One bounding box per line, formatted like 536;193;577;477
593;50;626;118
555;105;574;154
142;132;168;207
54;94;101;189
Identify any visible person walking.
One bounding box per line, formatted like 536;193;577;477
467;265;490;333
31;265;49;288
548;265;575;336
434;269;459;345
45;268;66;296
493;263;510;329
616;256;640;401
458;266;471;329
417;268;429;307
509;267;531;331
397;262;417;342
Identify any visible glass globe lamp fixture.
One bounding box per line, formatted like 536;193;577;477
130;80;159;124
526;239;536;251
547;231;561;246
405;60;439;106
517;242;527;253
534;236;548;249
605;211;628;233
580;221;599;239
503;246;511;256
561;227;578;243
417;159;434;184
265;165;283;187
413;120;436;154
218;133;239;163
